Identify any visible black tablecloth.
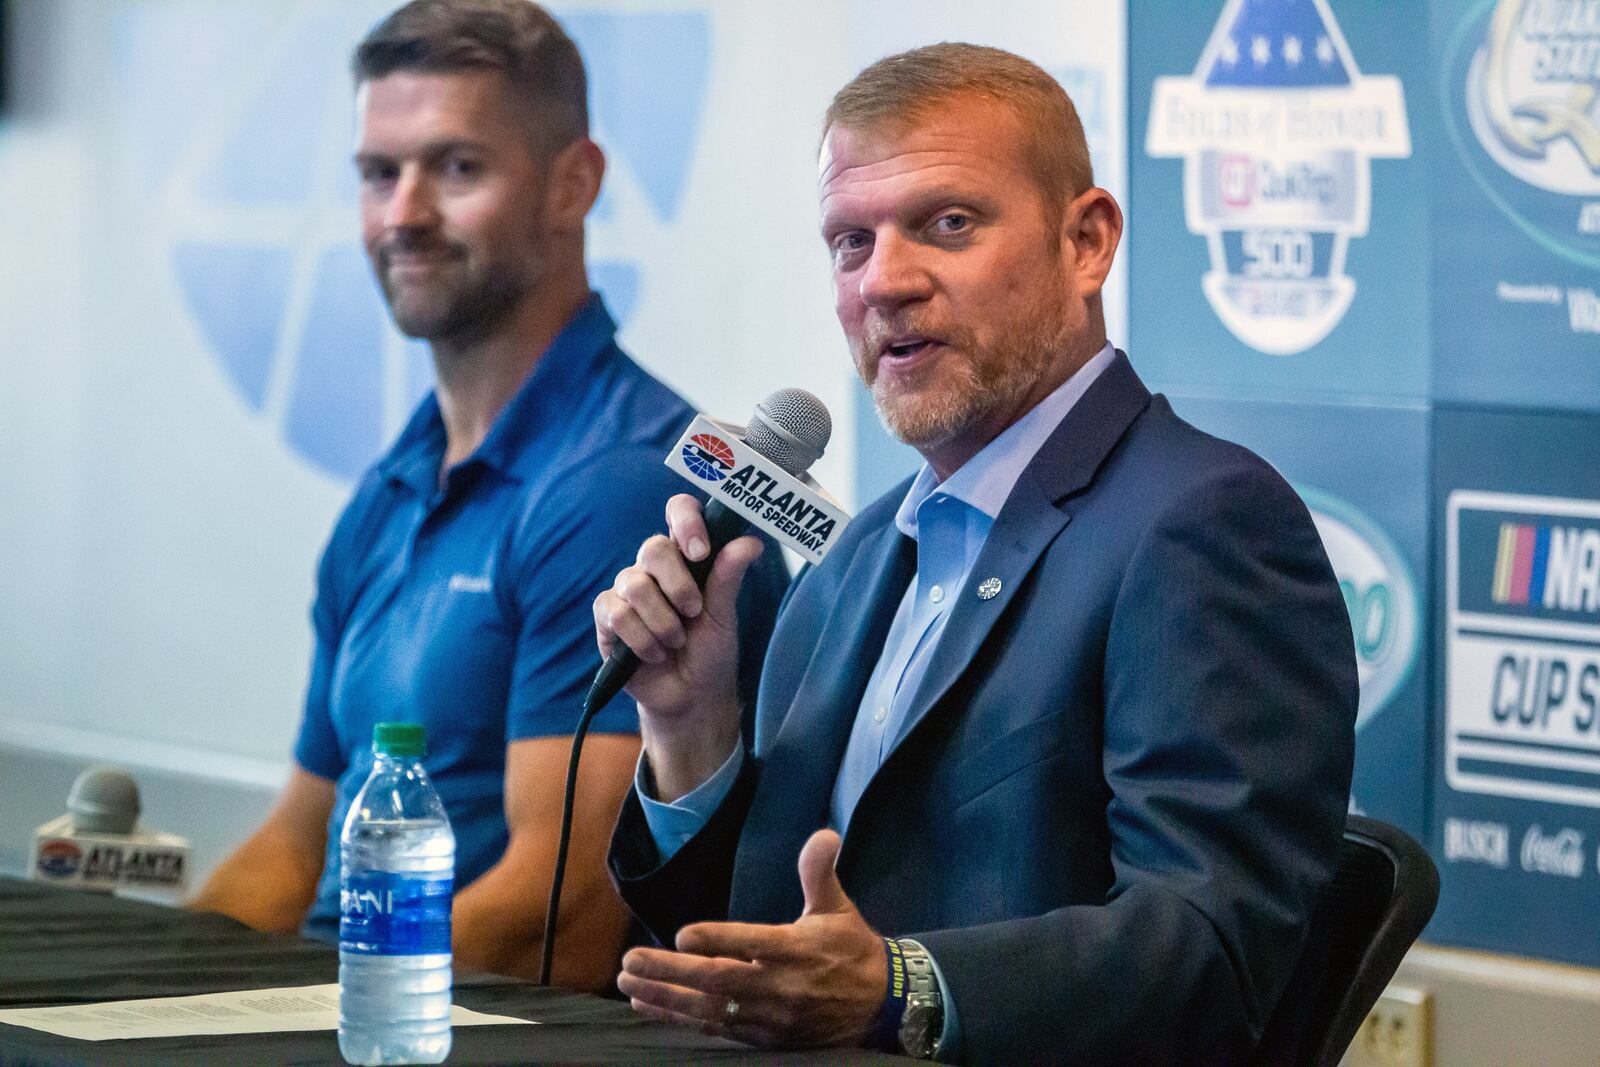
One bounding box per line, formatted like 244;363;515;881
0;878;903;1065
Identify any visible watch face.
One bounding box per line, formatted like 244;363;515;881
900;1000;942;1058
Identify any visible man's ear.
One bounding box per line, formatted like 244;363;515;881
1062;187;1123;300
542;137;606;234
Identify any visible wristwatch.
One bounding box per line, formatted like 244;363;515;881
895;939;944;1059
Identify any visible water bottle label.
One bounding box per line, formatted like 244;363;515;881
339;870;452;956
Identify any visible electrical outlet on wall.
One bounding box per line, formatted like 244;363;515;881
1344;985;1433;1067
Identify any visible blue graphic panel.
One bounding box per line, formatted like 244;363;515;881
1172;394;1431;841
114;6;712;484
1430;406;1600;966
564;12;712;223
1429;0;1600;411
285;247;388;482
1132;0;1429;399
172;243;294;412
1203;0;1352;86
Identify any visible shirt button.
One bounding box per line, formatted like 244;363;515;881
929;584;945;603
874;705;887;723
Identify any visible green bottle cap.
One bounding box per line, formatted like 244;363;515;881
372;722;425;757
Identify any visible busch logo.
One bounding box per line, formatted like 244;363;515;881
1521;824;1585;876
1302;488;1419;730
1445;817;1511;867
1147;0;1411;354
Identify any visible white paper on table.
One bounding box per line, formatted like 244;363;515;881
0;983;535;1041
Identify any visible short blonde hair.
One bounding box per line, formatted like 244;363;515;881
824;42;1095;204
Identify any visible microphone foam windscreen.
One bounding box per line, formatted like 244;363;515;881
67;766;141;834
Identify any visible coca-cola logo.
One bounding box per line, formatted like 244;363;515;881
1520;825;1584;878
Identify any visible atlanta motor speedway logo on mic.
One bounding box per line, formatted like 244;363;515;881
665;415;850;566
1146;0;1411;354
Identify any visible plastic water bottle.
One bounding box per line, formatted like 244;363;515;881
338;722;455;1066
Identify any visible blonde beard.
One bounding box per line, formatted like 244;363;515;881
858;297;1070;453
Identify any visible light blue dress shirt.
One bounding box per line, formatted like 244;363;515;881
635;342;1118;1054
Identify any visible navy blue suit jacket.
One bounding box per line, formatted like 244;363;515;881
611;354;1357;1064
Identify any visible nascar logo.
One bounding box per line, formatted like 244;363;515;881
681;434;735;482
1146;0;1411;354
1446;491;1600;808
1492;521;1600;610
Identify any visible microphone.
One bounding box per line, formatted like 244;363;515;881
29;766;190;894
584;388;836;716
539;389;838;986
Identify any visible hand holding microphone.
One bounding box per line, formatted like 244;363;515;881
591;389;836;800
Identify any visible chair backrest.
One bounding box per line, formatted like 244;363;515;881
1251;814;1440;1067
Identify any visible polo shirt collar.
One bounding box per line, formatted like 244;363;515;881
377;293;619;496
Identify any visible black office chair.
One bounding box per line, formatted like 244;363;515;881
1251;814;1440;1067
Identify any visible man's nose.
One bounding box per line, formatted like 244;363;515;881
858;232;932;311
384;168;439;232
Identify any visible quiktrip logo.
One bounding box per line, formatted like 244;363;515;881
1301;487;1419;731
1146;0;1411;354
682;434;735;482
1447;491;1600;808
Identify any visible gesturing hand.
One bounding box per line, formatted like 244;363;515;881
617;829;889;1049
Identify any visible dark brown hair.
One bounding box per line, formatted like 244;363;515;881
353;0;588;158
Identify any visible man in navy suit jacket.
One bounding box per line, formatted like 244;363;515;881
593;43;1356;1064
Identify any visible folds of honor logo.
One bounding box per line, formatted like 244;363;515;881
1448;0;1600;309
1147;0;1411;354
1300;487;1420;732
1447;491;1600;807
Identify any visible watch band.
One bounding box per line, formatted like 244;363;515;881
895;938;944;1059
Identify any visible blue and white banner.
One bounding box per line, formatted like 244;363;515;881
1132;0;1427;401
1430;405;1600;968
1431;0;1600;410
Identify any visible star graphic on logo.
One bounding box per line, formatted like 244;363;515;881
1251;35;1271;66
1221;36;1240;66
1283;35;1303;67
1316;34;1335;66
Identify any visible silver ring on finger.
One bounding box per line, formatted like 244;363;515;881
723;999;740;1023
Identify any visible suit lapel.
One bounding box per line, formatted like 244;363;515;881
879;353;1153;768
731;517;917;920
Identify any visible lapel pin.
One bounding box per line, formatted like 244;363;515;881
976;577;1002;600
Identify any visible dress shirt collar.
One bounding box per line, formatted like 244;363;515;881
893;342;1118;540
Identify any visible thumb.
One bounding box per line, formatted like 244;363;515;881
701;534;763;626
798;829;851;917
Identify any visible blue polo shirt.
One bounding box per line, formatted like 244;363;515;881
293;294;784;939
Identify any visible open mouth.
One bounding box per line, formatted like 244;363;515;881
882;337;942;361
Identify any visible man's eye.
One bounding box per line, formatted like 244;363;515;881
359;163;398;186
934;213;970;234
444;157;483;180
831;232;870;256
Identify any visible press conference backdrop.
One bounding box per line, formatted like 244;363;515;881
0;0;1127;881
1132;0;1600;991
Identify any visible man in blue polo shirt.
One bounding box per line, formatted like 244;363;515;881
190;0;786;991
